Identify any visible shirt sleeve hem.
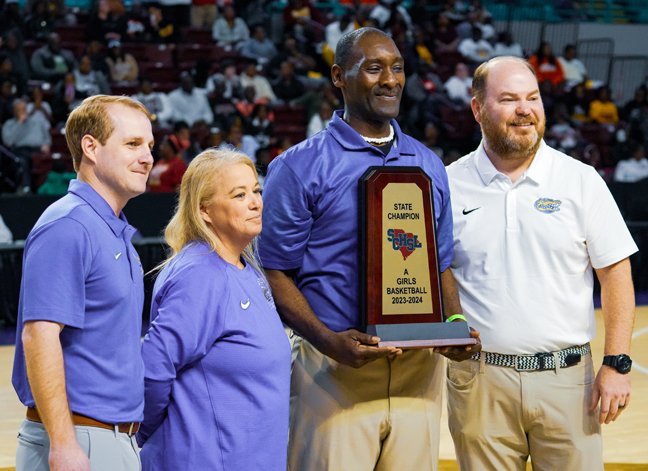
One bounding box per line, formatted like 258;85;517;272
21;309;85;329
590;246;639;270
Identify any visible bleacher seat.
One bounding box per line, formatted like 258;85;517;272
143;64;180;86
60;42;86;58
55;25;86;43
32;153;74;188
181;27;215;45
111;84;139;96
23;41;45;61
273;125;307;145
440;105;479;144
273;105;306;125
49;128;68;154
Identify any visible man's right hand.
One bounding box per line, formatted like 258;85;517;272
321;329;402;368
49;441;91;471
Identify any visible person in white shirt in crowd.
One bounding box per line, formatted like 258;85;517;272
240;26;278;65
492;31;523;58
456;9;493;41
558;44;602;91
132;78;173;126
458;26;493;64
73;56;111;96
240;61;277;103
614;140;648;182
205;60;241;100
221;121;259;162
2;99;52;193
558;44;589;90
26;87;52;130
445;62;473;106
322;13;355;66
106;40;139;83
369;0;412;29
306;100;333;137
168;72;214;126
212;5;250;50
0;214;12;243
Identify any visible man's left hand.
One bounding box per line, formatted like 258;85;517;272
433;327;481;362
590;365;631;424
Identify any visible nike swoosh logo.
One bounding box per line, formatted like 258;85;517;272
462;207;481;215
115;253;122;259
241;300;250;309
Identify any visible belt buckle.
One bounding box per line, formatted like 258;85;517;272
514;354;536;371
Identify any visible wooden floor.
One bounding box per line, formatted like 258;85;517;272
1;307;647;470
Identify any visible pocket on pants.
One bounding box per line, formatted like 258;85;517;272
447;360;480;390
17;432;46;448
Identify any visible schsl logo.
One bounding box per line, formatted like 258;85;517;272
387;229;422;260
534;198;562;213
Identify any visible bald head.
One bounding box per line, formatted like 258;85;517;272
472;56;537;104
334;27;390;69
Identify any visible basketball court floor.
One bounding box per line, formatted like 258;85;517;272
1;307;647;470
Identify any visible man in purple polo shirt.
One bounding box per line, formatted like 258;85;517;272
12;95;154;471
259;27;479;470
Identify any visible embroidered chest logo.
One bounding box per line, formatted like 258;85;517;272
534;198;562;214
387;228;422;261
257;277;276;309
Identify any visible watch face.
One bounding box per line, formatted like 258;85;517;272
618;355;632;374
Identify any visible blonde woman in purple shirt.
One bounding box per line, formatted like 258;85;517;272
137;148;291;471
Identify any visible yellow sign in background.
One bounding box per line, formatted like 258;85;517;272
381;183;433;315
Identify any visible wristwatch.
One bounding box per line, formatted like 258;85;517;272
602;354;632;374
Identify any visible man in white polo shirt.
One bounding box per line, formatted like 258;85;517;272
445;55;638;471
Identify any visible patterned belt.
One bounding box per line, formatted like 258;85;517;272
470;344;590;371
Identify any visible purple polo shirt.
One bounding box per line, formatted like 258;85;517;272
138;241;290;471
12;179;145;423
259;111;453;332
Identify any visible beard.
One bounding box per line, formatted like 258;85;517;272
480;109;545;161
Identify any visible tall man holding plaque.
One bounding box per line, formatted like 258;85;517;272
258;27;479;471
446;56;638;470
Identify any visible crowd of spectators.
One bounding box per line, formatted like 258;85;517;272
1;0;647;196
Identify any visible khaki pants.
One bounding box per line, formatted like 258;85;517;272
190;4;217;28
289;338;445;471
447;352;603;471
16;419;141;471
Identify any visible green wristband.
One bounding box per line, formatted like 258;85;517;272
446;314;466;323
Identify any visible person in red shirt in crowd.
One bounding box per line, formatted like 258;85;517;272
528;41;565;86
147;134;187;193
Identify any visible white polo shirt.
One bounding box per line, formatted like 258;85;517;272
447;140;638;354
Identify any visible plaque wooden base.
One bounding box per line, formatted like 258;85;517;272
364;322;478;349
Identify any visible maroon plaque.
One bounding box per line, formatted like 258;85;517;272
360;166;476;348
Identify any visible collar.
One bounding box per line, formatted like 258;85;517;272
475;139;551;186
327;110;415;157
67;179;131;238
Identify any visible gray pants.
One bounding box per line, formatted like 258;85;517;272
16;419;141;471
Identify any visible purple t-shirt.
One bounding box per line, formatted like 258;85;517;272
138;241;290;471
12;179;145;423
259;111;453;332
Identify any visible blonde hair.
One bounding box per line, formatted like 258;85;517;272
472;56;537;104
65;95;150;171
159;148;262;273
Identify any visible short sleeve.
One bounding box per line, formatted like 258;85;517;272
583;168;638;268
141;259;229;382
22;217;92;328
435;173;454;272
258;158;314;270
